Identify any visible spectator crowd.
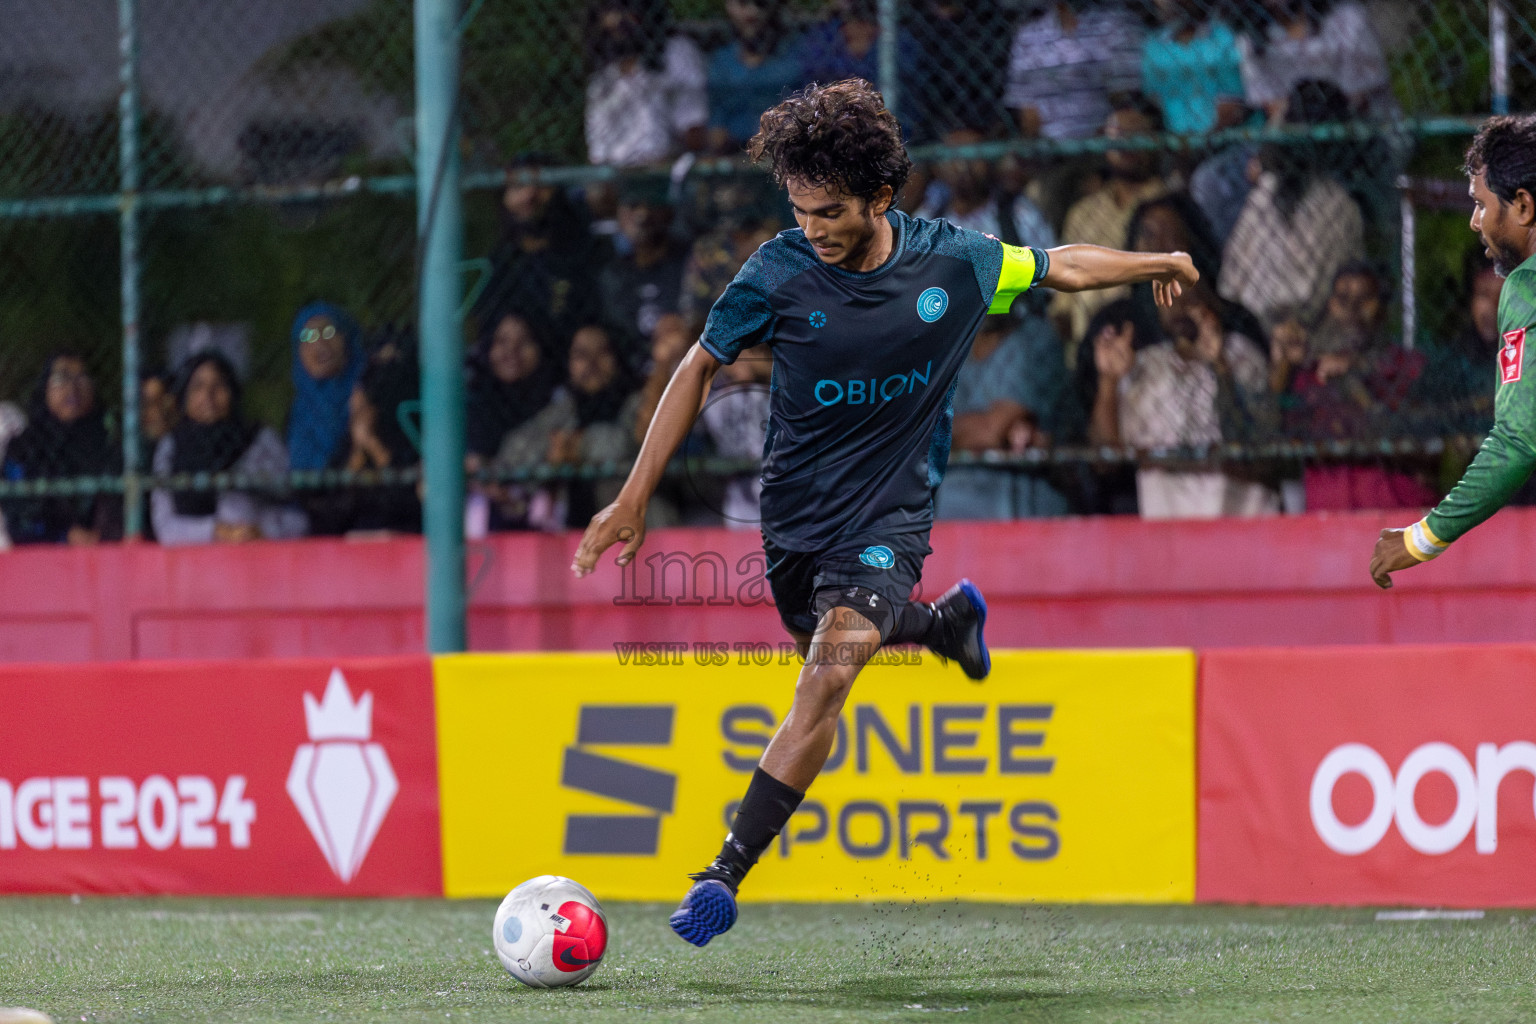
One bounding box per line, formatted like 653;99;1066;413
0;0;1516;546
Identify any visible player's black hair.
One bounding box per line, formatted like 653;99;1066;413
1465;114;1536;205
749;78;912;206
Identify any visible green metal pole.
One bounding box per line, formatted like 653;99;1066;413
118;0;143;538
877;0;898;119
414;0;467;652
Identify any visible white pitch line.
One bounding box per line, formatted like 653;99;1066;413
1375;909;1485;921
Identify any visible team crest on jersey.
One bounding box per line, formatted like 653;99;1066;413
859;545;895;569
916;287;948;323
1500;328;1526;385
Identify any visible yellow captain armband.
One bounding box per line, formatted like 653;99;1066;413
987;244;1045;314
1403;518;1449;562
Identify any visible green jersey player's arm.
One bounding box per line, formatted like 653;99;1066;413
1407;273;1536;560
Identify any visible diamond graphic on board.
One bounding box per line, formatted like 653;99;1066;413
286;668;398;882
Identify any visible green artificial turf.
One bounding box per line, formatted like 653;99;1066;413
2;898;1534;1023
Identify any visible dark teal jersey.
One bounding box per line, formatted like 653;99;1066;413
699;210;1047;552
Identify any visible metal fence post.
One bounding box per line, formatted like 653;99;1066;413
118;0;143;538
1491;0;1510;115
878;0;899;119
1398;177;1416;351
414;0;467;653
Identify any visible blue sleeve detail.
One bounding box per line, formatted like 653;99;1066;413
919;216;1005;306
926;376;962;490
1031;246;1049;286
698;233;814;364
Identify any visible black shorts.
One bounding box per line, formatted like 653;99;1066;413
763;533;931;643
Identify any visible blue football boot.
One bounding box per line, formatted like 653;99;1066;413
669;870;739;947
928;578;991;680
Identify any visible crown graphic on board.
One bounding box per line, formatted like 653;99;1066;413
304;668;374;741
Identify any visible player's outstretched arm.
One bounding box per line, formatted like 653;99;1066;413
1042;245;1198;307
571;342;722;578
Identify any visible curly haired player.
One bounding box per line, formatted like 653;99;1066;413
1371;115;1536;587
571;79;1198;946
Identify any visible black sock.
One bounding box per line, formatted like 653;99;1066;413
705;768;804;887
886;601;940;647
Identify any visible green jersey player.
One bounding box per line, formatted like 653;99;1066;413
1372;115;1536;587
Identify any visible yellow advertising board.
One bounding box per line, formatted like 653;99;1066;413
435;649;1194;902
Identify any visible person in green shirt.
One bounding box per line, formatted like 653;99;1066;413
1371;115;1536;588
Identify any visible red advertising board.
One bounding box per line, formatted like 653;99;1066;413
0;657;441;895
1200;645;1536;906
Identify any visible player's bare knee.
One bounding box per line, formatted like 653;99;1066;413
793;660;858;719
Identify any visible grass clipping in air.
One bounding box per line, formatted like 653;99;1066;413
3;897;1535;1022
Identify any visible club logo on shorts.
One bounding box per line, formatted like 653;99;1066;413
859;545;895;569
916;287;948;323
1500;328;1526;385
809;310;827;328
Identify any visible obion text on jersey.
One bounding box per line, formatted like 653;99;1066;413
813;361;932;407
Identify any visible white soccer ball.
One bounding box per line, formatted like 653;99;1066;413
492;875;609;988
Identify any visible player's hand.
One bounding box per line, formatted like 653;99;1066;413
1151;252;1198;308
571;499;646;578
1368;528;1420;590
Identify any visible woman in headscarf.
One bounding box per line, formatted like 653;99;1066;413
466;309;561;463
1;351;121;545
493;323;644;530
286;302;366;472
151;351;308;545
342;338;423;534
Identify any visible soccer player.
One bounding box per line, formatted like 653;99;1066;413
571;79;1198;946
1370;115;1536;587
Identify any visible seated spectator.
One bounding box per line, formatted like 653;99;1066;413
1219;80;1365;325
707;0;806;153
584;0;707;166
1142;0;1245;136
0;400;24;549
1;352;121;545
494;325;642;530
633;313;694;443
1074;299;1152;514
1126;192;1267;347
1281;264;1437;511
464;310;563;533
909;0;1015;142
680;197;781;329
936;313;1071;520
134;367;180;542
1424;249;1505;435
467;310;561;464
1091;283;1275;519
915;127;1056;249
1005;1;1143;141
598;179;688;368
286;302;366;473
138;368;179;473
1054;96;1175;355
1189;142;1257;247
700;343;773;528
342;340;423;534
801;0;919;92
1238;0;1394;122
152;352;307;545
480;160;602;345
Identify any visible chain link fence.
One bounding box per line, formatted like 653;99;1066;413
0;0;1533;545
